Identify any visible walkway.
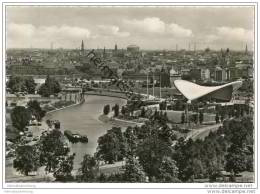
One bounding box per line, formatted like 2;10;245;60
185;123;222;141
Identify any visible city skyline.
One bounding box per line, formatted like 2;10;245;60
6;6;254;51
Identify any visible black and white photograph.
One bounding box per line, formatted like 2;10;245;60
1;1;258;192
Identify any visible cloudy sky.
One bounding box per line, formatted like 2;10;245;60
6;6;254;50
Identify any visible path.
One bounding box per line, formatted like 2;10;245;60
185;123;222;141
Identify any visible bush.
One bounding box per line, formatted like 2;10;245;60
103;104;110;115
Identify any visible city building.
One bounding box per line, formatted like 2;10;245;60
169;66;181;85
81;40;84;52
201;68;211;81
127;45;140;54
174;80;242;102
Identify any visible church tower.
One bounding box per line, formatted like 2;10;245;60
81;40;84;52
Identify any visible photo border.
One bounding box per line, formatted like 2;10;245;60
1;1;258;190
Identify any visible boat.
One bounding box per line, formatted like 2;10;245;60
64;130;88;143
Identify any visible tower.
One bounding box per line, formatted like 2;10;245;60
245;44;248;54
103;47;106;57
115;44;118;52
81;40;84;52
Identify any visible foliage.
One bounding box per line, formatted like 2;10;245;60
215;113;219;124
199;111;204;124
24;77;37;94
156;156;179;182
7;76;36;94
27;100;46;121
124;127;138;155
54;154;75;182
181;112;185;124
103;104;110;115
96;127;125;164
136;122;173;179
122;157;146;182
38;75;61;97
140;107;146;117
38;129;70;173
77;154;98;182
112;104;119;117
13;145;40;175
121;106;126;115
11;106;31;131
225;144;248;176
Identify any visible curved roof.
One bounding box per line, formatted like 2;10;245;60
127;45;139;48
174;80;242;102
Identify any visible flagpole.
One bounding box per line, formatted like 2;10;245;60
160;73;162;100
153;72;155;98
147;72;149;100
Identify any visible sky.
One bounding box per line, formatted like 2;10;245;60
6;6;254;51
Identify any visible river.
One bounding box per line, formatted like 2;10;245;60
44;95;126;169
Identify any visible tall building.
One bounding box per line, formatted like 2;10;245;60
245;44;248;54
103;47;106;58
127;45;139;53
115;44;118;52
81;40;84;52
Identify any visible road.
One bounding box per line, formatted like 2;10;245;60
185;123;222;141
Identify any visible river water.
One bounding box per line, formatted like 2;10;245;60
44;95;126;169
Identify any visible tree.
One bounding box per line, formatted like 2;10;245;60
54;154;75;182
13;145;40;176
39;129;70;173
7;76;24;93
181;112;185;124
181;74;192;81
136;123;173;179
96;127;125;164
123;157;146;182
38;84;51;97
103;104;110;115
124;127;138;155
11;106;31;131
38;75;61;97
78;154;98;182
112;104;119;117
173;138;195;182
194;113;198;124
24;77;37;94
140;107;146;117
121;106;126;116
157;156;179;182
220;112;225;123
199;111;204;124
225;144;248;181
215;113;220;124
27;100;46;121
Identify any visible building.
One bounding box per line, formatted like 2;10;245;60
169;66;181;85
174;80;242;102
190;68;201;81
201;68;211;81
127;45;140;54
214;66;229;82
81;40;84;52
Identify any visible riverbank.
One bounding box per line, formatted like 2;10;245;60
98;115;141;128
6;95;127;182
46;98;85;114
84;90;127;100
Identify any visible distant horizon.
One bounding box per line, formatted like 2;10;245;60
6;6;254;51
6;46;252;52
